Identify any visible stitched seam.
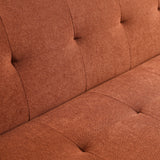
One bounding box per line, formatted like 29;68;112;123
123;25;132;70
118;0;132;70
0;16;30;120
65;0;76;39
79;51;88;91
13;64;30;120
65;0;88;91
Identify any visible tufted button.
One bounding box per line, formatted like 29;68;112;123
78;146;86;152
74;36;81;40
136;108;142;114
80;148;85;152
11;56;18;64
120;18;127;23
158;7;160;11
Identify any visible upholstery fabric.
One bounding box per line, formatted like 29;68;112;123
0;120;98;160
138;55;160;75
0;17;29;134
1;0;160;129
67;0;130;89
0;0;86;120
119;0;160;67
91;55;160;116
1;57;160;159
1;0;160;159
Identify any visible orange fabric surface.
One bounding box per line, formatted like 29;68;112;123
1;0;160;159
0;120;98;160
1;56;160;159
67;0;130;89
0;17;29;134
0;0;86;121
119;0;160;67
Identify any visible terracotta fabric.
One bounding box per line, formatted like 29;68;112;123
38;93;160;159
1;0;160;159
67;0;130;89
119;0;160;67
0;17;29;134
138;55;160;75
0;120;99;160
91;56;160;116
0;0;86;120
1;57;160;159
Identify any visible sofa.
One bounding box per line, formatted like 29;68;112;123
1;0;160;159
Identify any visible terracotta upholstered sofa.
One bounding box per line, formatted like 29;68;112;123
1;0;160;159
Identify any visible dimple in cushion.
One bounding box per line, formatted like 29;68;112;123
0;17;29;134
0;120;99;160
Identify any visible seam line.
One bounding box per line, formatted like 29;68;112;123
0;16;30;120
118;0;132;70
65;0;88;91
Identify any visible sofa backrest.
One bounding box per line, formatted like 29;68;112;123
1;0;160;134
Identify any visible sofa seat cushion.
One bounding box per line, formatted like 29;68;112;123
0;120;98;160
1;55;160;160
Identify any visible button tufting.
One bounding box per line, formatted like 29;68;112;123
11;56;18;64
136;109;142;114
120;19;127;23
78;146;85;152
74;37;81;40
